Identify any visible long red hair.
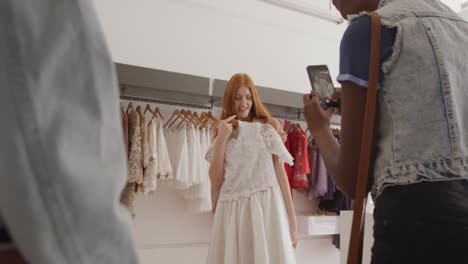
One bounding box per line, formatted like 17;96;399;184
220;73;270;121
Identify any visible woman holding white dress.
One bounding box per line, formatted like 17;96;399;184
206;73;297;264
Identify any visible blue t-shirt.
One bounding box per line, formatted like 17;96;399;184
337;15;397;88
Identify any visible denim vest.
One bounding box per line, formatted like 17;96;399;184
355;0;468;199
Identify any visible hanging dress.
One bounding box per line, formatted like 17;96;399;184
156;121;173;179
197;128;213;212
206;121;296;264
186;127;212;212
121;107;129;157
143;119;158;194
287;129;309;190
185;125;199;187
165;127;190;189
185;127;205;200
120;108;143;217
138;109;149;193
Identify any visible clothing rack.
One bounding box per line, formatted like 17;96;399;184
120;95;341;126
272;113;304;122
120;95;213;110
120;84;340;126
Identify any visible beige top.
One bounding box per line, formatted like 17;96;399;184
127;108;144;184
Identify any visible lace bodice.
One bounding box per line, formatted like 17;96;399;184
206;121;294;202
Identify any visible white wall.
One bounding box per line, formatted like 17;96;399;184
461;9;468;19
440;0;462;11
94;0;346;93
460;2;468;20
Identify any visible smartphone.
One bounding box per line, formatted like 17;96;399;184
306;65;339;108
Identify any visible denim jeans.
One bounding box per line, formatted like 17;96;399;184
0;1;138;263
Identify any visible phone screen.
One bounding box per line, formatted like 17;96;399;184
306;65;335;100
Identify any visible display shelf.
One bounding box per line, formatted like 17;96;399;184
296;214;340;236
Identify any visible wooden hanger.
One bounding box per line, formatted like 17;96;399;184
201;112;213;128
168;110;187;129
141;103;165;122
199;112;207;122
186;111;197;127
210;112;218;121
185;110;198;127
200;112;207;123
293;123;303;133
143;104;152;115
166;109;184;128
284;120;290;133
208;112;219;128
136;105;142;114
287;122;293;133
191;112;199;126
295;123;302;131
153;107;165;121
193;112;204;127
200;113;208;127
126;102;134;115
288;123;297;133
190;111;200;126
176;110;193;129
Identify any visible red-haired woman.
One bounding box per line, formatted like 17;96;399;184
206;73;297;264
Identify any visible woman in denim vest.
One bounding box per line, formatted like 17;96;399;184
303;0;468;262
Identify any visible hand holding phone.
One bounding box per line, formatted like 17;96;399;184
306;65;340;109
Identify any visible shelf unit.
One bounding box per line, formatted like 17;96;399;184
296;214;340;237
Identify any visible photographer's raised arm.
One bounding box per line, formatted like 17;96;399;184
303;82;366;199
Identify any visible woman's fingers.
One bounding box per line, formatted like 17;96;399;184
325;107;337;118
303;91;320;105
223;115;237;122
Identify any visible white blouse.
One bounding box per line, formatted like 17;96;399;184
143;119;158;194
165;127;190;189
156;121;173;179
185;128;212;211
206;121;294;202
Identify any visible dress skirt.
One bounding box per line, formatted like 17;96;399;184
207;184;296;264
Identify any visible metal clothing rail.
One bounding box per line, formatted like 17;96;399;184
271;112;342;127
120;95;341;126
120;95;213;110
272;113;304;121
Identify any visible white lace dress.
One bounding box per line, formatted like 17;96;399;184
143;119;158;194
186;128;212;212
165;127;190;189
206;121;296;264
156;120;173;179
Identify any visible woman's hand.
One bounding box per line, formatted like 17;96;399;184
303;92;337;135
217;115;236;142
290;229;298;249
